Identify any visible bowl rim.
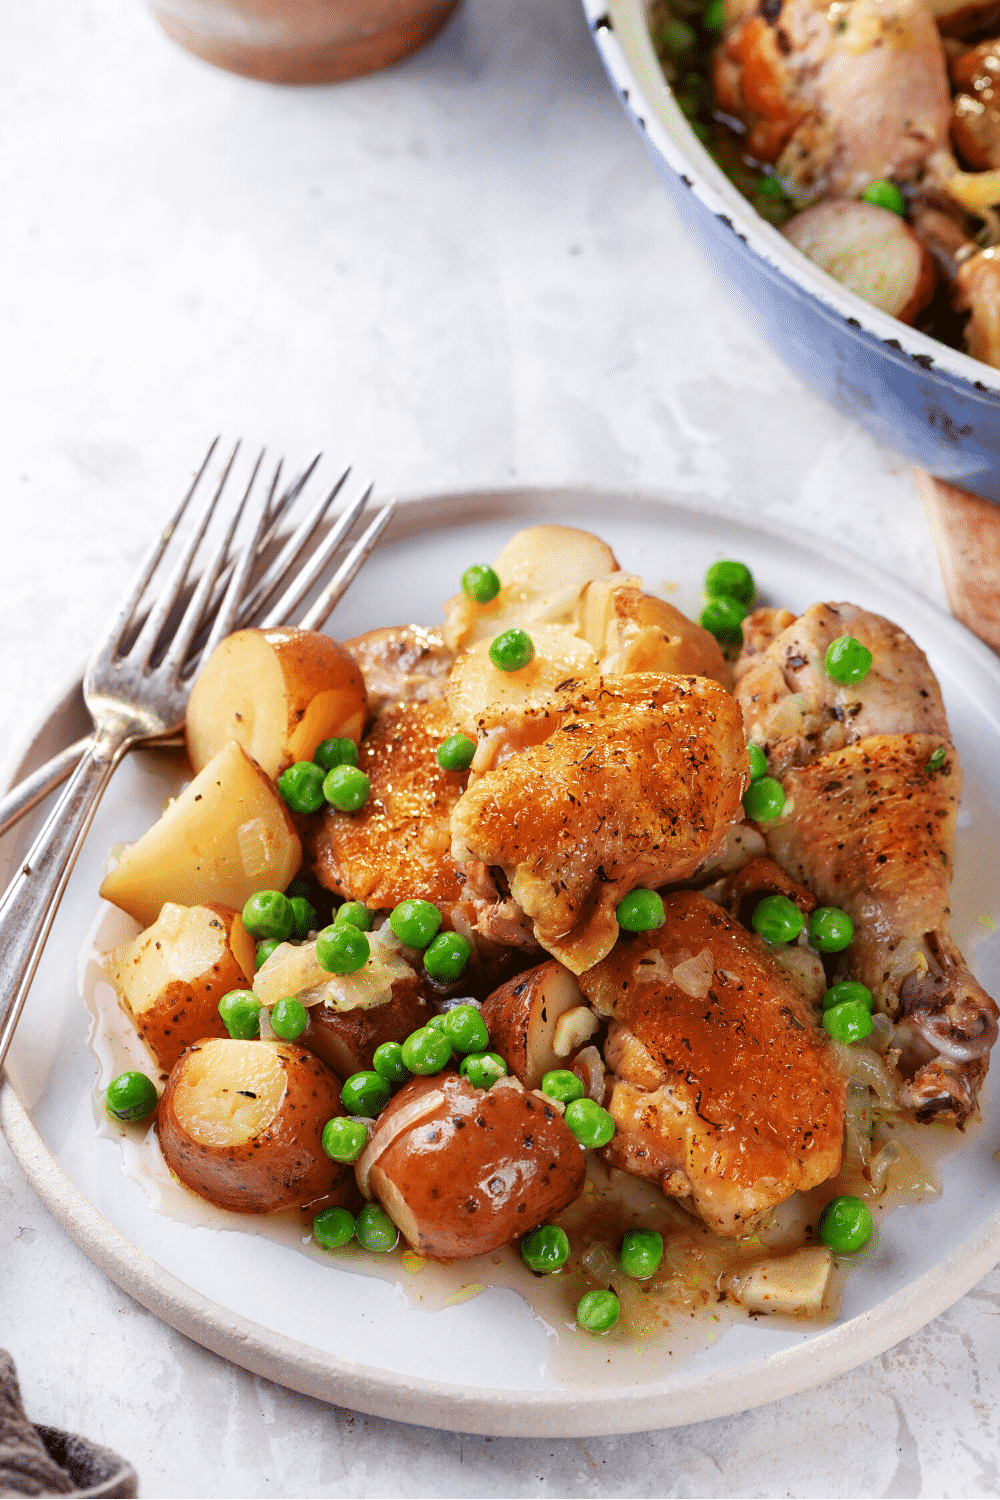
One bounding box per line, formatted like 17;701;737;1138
585;0;1000;401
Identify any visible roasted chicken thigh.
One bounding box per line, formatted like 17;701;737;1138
578;891;846;1235
451;674;747;974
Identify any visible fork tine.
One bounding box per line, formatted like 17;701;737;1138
258;483;375;629
197;454;282;665
130;441;240;667
236;466;353;627
273;453;321;522
296;500;398;632
162;448;265;677
96;438;220;656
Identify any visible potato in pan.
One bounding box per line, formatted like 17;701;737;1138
480;961;600;1090
299;977;433;1079
359;1072;586;1259
157;1038;349;1213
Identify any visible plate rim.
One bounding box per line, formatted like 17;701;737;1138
3;482;1000;1438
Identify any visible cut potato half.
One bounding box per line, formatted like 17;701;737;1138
157;1038;349;1213
480;960;593;1089
782;201;936;323
576;577;732;689
447;624;598;738
364;1072;586;1258
108;901;256;1070
100;741;302;927
442;526;619;650
186;627;367;778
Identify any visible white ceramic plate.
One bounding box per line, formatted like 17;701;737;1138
3;488;1000;1438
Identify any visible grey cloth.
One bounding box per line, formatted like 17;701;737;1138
0;1352;76;1497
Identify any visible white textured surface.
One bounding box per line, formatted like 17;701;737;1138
0;0;990;1495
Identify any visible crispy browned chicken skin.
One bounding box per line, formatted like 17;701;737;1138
451;674;747;974
736;602;997;1125
578;891;846;1235
311;697;467;911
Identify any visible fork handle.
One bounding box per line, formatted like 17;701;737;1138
0;727;129;1071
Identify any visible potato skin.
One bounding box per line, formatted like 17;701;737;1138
157;1040;349;1213
480;961;586;1089
300;978;432;1079
365;1073;586;1259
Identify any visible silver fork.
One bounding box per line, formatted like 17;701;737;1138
0;442;395;1069
0;453;396;839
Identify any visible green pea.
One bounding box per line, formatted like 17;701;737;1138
576;1289;620;1333
105;1071;158;1122
335;901;372;932
355;1203;399;1253
703;0;726;32
341;1071;392;1117
705;559;754;605
242;889;294;942
372;1041;412;1085
488;628;535;673
462;564;501;604
616;888;665;933
218;989;262;1039
861;180;906;217
312;1205;356;1249
700;595;745;644
751;893;804;944
690;120;709;142
620;1227;664;1280
289;896;317;939
321;1116;370;1162
460;1051;508;1089
439;1003;489;1054
277;761;327;815
817;1195;873;1253
747;744;768;782
564;1097;615;1150
926;746;947;773
659;15;695;52
424;932;472;983
314;737;359;772
541;1069;585;1106
755;175;788;203
822;981;874;1012
315;923;370;974
520;1225;571;1273
436;733;477;771
323;765;371;813
823;1000;873;1045
808;906;854;953
390;899;442;949
825;635;873;685
269;997;308;1041
401;1026;453;1075
743;776;785;822
427;1013;447;1031
255;939;281;969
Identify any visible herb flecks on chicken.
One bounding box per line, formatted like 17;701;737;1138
450;674;747;975
736;602;998;1125
578;891;846;1237
311;697;467;912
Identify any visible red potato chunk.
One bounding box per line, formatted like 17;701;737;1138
157;1038;349;1213
108;901;256;1071
361;1073;586;1259
300;977;432;1080
480;961;598;1089
783;201;936;324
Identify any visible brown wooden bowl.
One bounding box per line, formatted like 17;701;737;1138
148;0;462;85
